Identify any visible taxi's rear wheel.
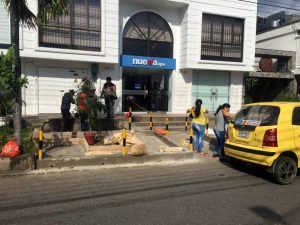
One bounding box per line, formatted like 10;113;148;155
273;156;297;185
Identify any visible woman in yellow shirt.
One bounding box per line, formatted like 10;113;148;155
189;99;208;155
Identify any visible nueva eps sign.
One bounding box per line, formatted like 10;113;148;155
120;55;176;70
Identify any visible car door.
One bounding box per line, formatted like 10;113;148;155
292;107;300;157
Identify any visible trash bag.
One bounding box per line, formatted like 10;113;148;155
1;140;21;157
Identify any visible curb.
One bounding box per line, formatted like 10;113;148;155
0;134;217;173
37;151;194;169
0;154;31;172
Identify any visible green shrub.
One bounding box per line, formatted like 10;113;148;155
274;96;300;102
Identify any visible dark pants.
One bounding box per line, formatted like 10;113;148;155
105;97;115;118
80;113;89;131
61;109;72;132
213;129;226;157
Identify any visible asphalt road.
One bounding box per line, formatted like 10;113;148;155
0;160;300;225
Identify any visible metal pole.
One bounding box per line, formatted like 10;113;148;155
166;118;169;136
128;107;132;130
38;129;43;160
185;113;188;131
149;111;153;130
189;127;193;151
122;129;126;156
205;117;209;136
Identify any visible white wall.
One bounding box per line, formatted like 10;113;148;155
180;0;257;72
256;21;300;73
172;70;192;113
171;70;244;114
120;0;184;63
22;59;123;115
0;1;10;45
20;0;119;64
230;72;244;113
256;23;299;52
22;59;91;115
19;0;252;115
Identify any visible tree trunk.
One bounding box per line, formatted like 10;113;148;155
11;0;22;145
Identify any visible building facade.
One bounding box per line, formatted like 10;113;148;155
252;20;300;102
0;0;257;115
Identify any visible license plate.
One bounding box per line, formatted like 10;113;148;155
238;130;249;138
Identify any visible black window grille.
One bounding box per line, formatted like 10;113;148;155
39;0;101;51
123;12;173;58
201;14;244;62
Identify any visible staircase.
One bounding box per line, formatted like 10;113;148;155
129;113;215;131
23;113;216;132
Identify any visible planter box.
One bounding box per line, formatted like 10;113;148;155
83;137;127;155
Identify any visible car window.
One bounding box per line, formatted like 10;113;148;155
233;105;280;126
292;107;300;125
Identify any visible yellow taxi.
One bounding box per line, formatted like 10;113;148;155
225;102;300;184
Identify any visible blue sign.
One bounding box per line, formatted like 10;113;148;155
120;55;176;70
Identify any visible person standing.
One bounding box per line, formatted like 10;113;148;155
188;99;208;155
61;90;75;131
213;103;234;158
101;77;117;119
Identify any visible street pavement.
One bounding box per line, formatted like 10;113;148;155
0;159;300;225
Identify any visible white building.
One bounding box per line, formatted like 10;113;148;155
0;0;257;115
256;20;300;74
249;20;300;101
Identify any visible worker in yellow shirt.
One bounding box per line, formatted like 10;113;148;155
187;99;208;155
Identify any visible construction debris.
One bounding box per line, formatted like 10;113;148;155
85;130;147;156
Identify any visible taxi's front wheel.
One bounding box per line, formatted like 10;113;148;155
273;156;297;185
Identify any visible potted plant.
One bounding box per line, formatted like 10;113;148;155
75;78;104;145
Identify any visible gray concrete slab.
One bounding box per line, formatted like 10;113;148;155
46;144;86;158
135;132;168;154
0;128;218;173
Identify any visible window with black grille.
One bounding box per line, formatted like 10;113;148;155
123;12;173;58
39;0;101;51
201;14;244;62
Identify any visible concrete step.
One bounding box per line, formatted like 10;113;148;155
23;113;216;131
131;114;215;124
131;121;191;127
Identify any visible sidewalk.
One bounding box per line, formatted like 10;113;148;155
0;128;217;173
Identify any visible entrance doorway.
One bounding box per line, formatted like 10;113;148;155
122;68;171;112
122;11;174;112
192;71;230;112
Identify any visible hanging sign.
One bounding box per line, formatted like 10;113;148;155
120;55;176;70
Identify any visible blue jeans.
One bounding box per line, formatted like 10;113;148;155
192;123;205;153
213;130;226;156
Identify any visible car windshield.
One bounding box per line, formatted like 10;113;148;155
233;105;280;126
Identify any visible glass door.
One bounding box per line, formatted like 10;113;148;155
192;71;230;112
122;68;170;112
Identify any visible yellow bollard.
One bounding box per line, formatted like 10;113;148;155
128;107;132;130
122;129;126;156
149;111;153;130
189;127;193;151
165;118;169;136
185;113;188;131
205;117;209;136
38;129;43;160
